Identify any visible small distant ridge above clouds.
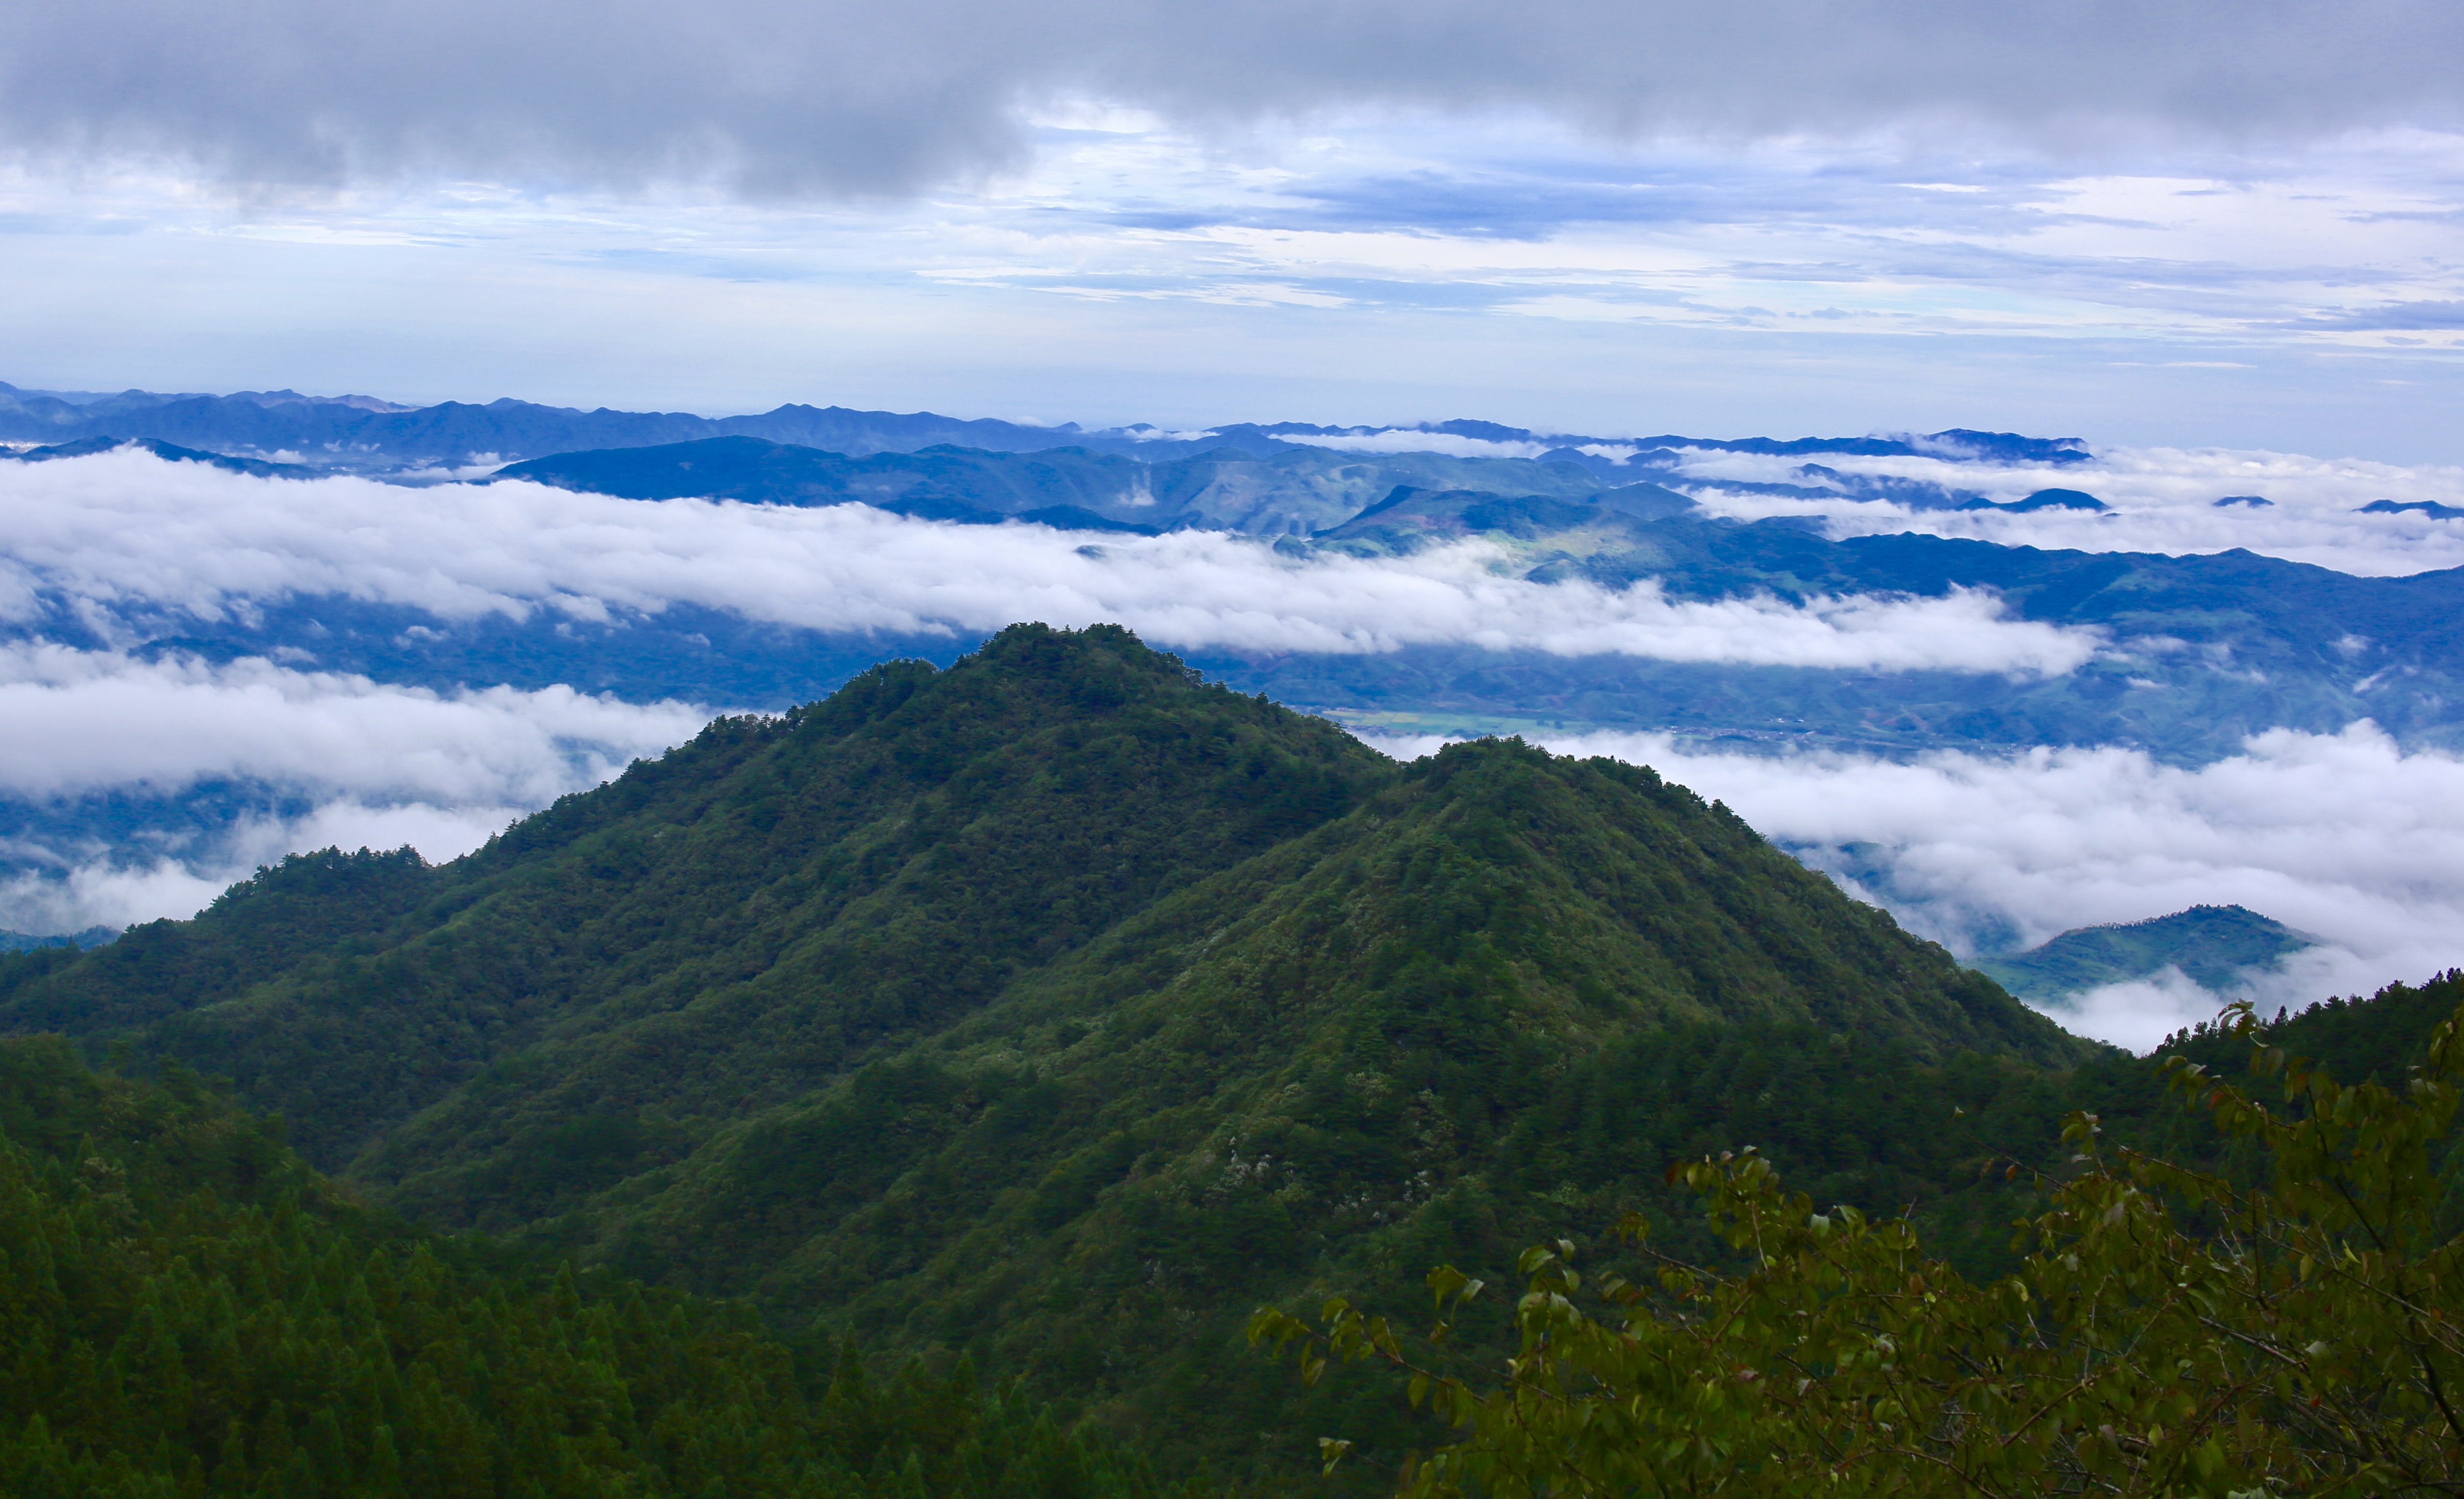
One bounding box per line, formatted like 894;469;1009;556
0;377;2097;481
2360;498;2464;520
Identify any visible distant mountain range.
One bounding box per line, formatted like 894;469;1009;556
32;431;2458;768
0;377;2087;481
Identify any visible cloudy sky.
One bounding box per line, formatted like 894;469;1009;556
3;0;2462;456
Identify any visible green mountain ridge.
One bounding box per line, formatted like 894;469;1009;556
1974;904;2317;1003
0;624;2098;1483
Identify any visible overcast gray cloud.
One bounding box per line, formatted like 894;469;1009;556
2;1;2460;196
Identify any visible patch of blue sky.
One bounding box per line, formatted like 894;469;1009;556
2297;299;2464;331
1267;161;2079;240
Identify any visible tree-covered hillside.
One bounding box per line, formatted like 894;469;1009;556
1260;972;2464;1498
0;624;2099;1484
1974;903;2316;1002
0;1035;1205;1498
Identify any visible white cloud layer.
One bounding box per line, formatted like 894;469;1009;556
1360;722;2464;1052
0;452;2098;672
0;643;705;933
0;801;532;935
0;641;705;803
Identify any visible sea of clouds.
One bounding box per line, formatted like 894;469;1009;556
1202;434;2464;577
0;640;703;933
0;450;2097;670
2;446;2460;1048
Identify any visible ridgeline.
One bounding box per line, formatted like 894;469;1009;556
24;623;2450;1488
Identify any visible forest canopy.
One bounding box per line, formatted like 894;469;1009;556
1257;976;2464;1496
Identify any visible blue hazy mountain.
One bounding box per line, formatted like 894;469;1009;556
494;434;1628;534
1971;906;2316;1002
5;434;323;479
0;377;2087;480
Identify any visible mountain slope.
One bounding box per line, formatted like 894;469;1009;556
590;735;2071;1302
0;626;1388;1168
1974;904;2316;1002
0;1034;1208;1499
0;624;2095;1484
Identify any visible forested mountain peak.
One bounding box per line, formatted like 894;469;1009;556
0;622;2098;1485
0;624;1388;1161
